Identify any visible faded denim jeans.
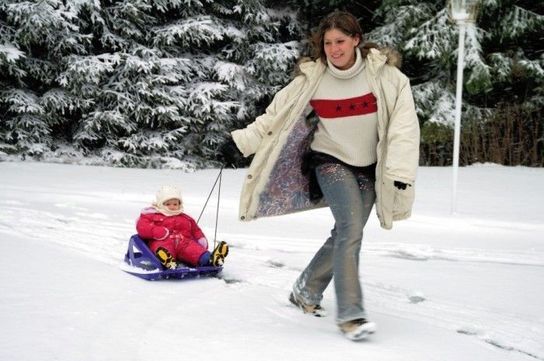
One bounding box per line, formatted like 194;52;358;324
293;162;375;324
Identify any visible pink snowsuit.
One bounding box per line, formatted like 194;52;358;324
136;207;208;267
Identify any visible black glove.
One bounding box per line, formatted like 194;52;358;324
218;137;242;167
394;181;410;190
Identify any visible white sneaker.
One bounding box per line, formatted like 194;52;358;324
339;319;376;341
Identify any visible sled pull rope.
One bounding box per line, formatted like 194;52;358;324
196;166;223;248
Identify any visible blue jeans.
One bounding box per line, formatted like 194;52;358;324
293;162;375;323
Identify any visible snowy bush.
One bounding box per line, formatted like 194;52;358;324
0;0;303;168
1;0;541;167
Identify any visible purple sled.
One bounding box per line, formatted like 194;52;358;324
123;234;222;281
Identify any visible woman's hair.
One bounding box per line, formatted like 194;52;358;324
311;11;378;64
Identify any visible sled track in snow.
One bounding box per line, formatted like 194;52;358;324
2;198;543;360
223;233;544;360
365;280;544;360
0;200;131;265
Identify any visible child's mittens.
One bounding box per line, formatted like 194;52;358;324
152;227;169;240
196;237;208;249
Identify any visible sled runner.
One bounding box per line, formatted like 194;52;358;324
122;234;222;281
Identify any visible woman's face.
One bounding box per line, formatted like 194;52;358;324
323;28;360;70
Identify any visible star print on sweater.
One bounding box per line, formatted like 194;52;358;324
309;93;377;119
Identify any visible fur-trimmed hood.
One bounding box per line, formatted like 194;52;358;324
378;47;402;68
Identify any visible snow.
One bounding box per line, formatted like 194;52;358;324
1;161;543;361
0;44;26;63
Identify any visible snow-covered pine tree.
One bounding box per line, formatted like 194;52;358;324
369;0;543;166
58;0;303;168
0;43;26;156
278;0;381;36
0;0;89;159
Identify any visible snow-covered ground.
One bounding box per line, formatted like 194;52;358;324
1;161;543;361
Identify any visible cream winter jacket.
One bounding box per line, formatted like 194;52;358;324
231;48;420;229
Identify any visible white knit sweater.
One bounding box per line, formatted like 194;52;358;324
310;48;379;167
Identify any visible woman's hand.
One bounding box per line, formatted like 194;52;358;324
393;181;410;190
218;137;243;167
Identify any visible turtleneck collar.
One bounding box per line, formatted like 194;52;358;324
326;47;364;80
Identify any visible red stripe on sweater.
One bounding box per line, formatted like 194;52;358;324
310;93;377;119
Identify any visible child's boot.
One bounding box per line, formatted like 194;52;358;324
211;241;229;266
155;247;177;270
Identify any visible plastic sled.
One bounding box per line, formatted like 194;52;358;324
121;234;222;281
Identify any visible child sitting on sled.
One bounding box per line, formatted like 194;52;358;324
136;185;229;269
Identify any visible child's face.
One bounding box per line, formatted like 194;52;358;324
163;198;181;211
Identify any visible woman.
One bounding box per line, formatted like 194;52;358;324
222;11;419;341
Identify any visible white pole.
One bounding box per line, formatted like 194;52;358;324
452;22;466;214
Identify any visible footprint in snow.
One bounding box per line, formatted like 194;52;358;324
266;260;285;268
407;291;426;304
